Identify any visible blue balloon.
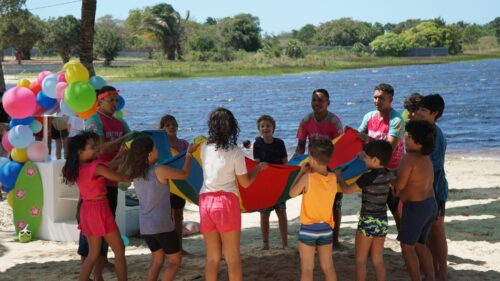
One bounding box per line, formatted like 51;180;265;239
0;157;9;169
117;95;125;110
41;74;58;99
29;119;43;133
9;116;35;128
37;91;57;109
8;125;35;149
89;76;107;90
0;161;24;192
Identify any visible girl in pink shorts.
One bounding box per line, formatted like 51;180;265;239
200;108;267;281
62;131;131;281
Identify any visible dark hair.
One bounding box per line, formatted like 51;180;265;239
312;88;330;100
62;131;100;184
374;83;394;96
207;107;239;151
96;85;117;98
420;94;445;120
256;115;276;133
243;140;251;149
118;136;155;179
159;114;178;129
406;120;436;155
404;92;423;112
364;140;393;166
308;138;334;165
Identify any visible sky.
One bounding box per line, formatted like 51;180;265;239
25;0;499;34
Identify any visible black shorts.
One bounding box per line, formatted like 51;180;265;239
142;231;180;254
51;128;68;139
170;194;186;209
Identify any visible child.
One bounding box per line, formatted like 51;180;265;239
403;92;423;122
118;135;196;281
62;131;130;281
253;115;289;250
200;108;267;281
335;140;393;281
395;120;437;281
159;114;190;253
289;139;338;281
50;116;69;159
294;88;344;247
418;94;449;281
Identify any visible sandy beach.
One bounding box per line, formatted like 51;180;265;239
1;155;499;280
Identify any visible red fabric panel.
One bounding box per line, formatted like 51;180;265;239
328;127;364;169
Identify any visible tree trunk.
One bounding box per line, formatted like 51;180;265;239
20;48;31;60
0;60;5;95
80;0;97;76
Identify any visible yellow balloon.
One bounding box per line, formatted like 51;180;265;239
7;188;14;207
64;61;89;83
11;148;28;163
17;79;31;88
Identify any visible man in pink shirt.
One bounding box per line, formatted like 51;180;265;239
295;88;344;247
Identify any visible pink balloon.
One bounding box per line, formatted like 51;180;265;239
56;82;68;100
27;141;49;162
37;71;52;85
2;86;37;119
57;71;66;83
2;132;13;152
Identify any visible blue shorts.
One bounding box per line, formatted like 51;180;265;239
298;223;333;246
358;215;388;237
259;202;286;213
398;197;438;245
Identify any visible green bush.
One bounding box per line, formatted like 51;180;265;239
370;33;408;56
285;40;305;58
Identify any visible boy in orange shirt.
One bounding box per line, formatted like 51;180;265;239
289;139;338;281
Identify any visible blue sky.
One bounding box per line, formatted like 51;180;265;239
26;0;499;34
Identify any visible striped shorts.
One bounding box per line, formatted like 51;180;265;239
298;223;333;246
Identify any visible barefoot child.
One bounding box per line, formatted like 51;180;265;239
159;114;190;253
253;115;289;250
395;120;438;281
289;139;338;281
418;94;449;281
62;131;130;281
117;135;197;281
335;140;393;281
200;108;267;281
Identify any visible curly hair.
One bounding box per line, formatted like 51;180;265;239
62;131;100;185
117;136;155;179
207;107;239;151
406;120;436;156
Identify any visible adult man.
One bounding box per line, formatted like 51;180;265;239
358;83;405;229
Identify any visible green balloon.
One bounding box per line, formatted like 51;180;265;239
114;110;123;119
64;81;97;113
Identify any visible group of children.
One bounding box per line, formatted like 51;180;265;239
62;83;448;281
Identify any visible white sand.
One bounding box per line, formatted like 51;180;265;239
1;156;499;280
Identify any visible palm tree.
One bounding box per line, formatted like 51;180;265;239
142;3;188;60
80;0;96;76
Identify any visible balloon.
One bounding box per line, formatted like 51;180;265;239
77;103;97;120
121;235;129;247
17;79;31;88
0;157;9;168
64;61;89;83
41;74;58;99
64;81;96;112
0;161;24;192
28;119;42;133
56;82;68;100
117;95;125;110
2;86;37;119
9;116;35;128
37;71;52;85
29;81;42;95
27;141;49;162
114;110;123;119
11;148;28;163
2;133;13;152
8;125;35;149
56;71;66;83
89;76;107;90
36;91;57;109
59;100;76;117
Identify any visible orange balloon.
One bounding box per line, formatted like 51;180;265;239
77;103;97;120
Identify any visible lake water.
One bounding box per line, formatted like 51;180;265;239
113;59;499;158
